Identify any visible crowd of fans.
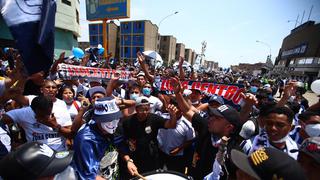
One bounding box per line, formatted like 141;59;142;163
0;47;319;180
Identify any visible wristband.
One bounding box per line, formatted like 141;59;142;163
126;159;134;163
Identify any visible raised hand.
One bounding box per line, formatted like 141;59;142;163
171;77;183;94
178;56;184;67
240;92;258;106
283;81;297;98
167;104;178;118
137;51;145;64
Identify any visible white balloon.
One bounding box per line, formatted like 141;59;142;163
311;79;320;94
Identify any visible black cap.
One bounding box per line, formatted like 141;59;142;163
231;147;307;180
209;105;241;129
0;142;73;179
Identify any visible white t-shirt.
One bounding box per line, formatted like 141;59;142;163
66;101;81;120
6;107;68;151
27;95;72;126
147;96;163;113
157;115;195;156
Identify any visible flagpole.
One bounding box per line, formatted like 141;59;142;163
103;19;108;59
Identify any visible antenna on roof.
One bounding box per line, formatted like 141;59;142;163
307;5;314;21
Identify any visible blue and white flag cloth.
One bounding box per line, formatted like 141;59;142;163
0;0;56;75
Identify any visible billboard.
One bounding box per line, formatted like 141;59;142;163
86;0;130;21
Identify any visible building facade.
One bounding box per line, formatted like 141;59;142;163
159;35;177;66
191;51;197;65
0;0;81;56
119;20;158;64
78;42;90;51
175;43;185;60
185;48;192;64
273;21;320;84
88;21;119;59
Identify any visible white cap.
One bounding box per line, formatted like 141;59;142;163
239;120;256;139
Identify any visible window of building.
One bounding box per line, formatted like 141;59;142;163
305;58;313;64
298;58;305;64
125;47;129;54
123;23;129;30
90;36;97;43
62;0;71;6
76;9;79;24
136;22;142;29
163;36;167;41
290;60;295;64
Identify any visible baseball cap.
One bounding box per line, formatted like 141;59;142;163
208;105;241;129
92;96;122;122
208;95;224;105
88;86;106;98
239;120;256;139
135;96;152;107
231;147;307;180
0;142;73;179
136;71;145;77
291;137;320;164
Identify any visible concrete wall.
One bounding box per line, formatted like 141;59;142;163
56;0;81;37
160;35;176;66
176;43;185;59
185;48;192;63
144;20;158;51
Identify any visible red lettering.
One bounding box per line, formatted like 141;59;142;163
67;66;75;76
79;67;86;77
207;84;218;94
217;85;228;96
200;83;210;92
232;88;245;104
181;81;189;90
160;79;168;91
90;68;99;77
224;86;239;100
191;82;201;90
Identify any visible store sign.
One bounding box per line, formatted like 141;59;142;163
86;0;130;21
281;44;307;58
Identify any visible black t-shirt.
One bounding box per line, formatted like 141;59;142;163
191;113;219;179
191;113;239;179
122;113;167;173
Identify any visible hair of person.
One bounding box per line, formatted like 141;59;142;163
286;101;301;114
57;85;75;100
41;79;57;87
130;84;141;92
259;101;277;117
30;95;53;112
265;106;294;123
298;111;320;122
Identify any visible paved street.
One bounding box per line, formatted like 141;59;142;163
303;91;319;106
274;90;319;107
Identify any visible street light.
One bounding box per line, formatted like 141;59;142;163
157;11;179;53
158;11;179;29
256;40;271;57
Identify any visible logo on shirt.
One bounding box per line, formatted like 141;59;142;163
145;126;152;134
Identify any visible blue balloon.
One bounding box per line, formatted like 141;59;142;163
3;47;9;53
72;47;84;58
98;47;104;55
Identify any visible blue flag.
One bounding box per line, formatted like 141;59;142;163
0;0;56;75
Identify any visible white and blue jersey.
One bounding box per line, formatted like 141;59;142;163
72;121;128;180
